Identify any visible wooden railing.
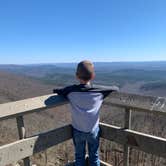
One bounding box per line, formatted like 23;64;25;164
0;92;166;166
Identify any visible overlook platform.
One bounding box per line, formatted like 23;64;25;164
0;92;166;166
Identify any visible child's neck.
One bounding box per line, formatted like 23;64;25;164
79;80;91;85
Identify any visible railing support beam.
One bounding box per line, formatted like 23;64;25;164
16;116;30;166
123;108;131;166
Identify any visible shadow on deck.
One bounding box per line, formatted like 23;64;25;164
65;156;112;166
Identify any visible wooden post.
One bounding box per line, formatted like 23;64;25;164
123;108;131;166
16;116;30;166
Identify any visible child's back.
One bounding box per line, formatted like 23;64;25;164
54;83;118;132
53;60;118;166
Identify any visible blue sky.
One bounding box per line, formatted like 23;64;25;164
0;0;166;64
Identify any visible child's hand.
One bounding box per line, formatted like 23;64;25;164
53;89;58;93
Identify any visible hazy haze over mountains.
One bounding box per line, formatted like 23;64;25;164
0;61;166;97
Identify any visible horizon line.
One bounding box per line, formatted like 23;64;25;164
0;60;166;65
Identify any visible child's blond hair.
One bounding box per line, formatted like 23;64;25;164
76;60;95;81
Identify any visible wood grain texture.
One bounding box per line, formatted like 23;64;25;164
1;123;166;165
65;158;112;166
0;125;72;166
108;92;166;114
100;123;166;158
123;108;131;166
0;94;67;120
16;116;30;166
1;92;166;121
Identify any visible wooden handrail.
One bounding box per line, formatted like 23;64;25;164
107;92;166;114
0;94;67;120
0;123;166;166
0;92;166;166
0;92;166;120
0;125;72;166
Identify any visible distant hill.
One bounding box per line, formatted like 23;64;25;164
139;81;166;97
0;62;166;96
141;81;166;91
0;71;55;103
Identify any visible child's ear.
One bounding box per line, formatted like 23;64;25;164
91;73;95;80
76;74;80;81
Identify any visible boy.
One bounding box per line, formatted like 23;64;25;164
53;60;119;166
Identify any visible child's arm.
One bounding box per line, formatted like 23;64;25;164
53;85;74;99
101;86;119;99
53;88;68;98
53;88;65;95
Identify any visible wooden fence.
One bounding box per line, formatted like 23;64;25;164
0;92;166;166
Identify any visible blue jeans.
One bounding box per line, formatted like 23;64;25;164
72;126;100;166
